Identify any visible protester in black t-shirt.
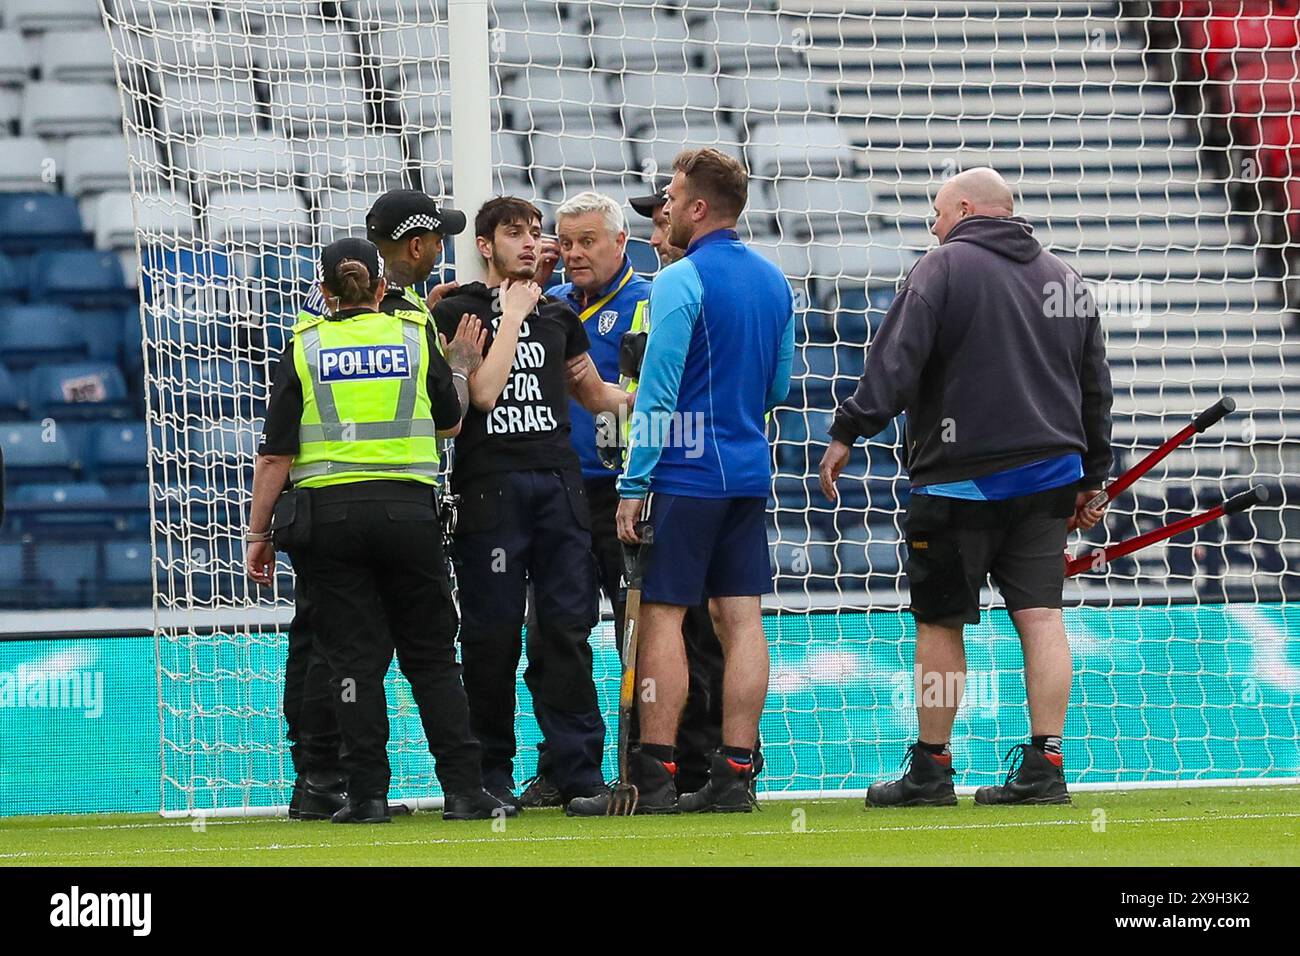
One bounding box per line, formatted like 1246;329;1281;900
432;197;628;809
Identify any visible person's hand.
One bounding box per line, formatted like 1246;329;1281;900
534;238;561;287
246;540;276;586
1068;489;1108;532
425;280;460;311
565;353;592;390
616;497;645;544
441;313;486;376
818;438;852;501
499;278;541;321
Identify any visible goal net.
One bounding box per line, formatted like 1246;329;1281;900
101;0;1300;814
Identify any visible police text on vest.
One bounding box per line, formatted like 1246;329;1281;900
319;345;412;382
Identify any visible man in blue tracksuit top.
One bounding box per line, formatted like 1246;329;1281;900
568;148;795;816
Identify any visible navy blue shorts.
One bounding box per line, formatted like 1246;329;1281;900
640;494;773;606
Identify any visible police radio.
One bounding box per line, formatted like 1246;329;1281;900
618;330;647;380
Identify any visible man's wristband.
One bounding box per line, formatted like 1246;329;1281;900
451;370;470;383
245;529;272;543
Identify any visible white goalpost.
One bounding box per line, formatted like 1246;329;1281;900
100;0;1299;816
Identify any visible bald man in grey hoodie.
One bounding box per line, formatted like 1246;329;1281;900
820;168;1112;807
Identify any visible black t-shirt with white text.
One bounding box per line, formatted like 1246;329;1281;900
431;281;589;490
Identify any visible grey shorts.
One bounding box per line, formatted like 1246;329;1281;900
903;484;1076;626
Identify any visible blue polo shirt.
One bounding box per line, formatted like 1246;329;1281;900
552;257;651;480
620;229;795;499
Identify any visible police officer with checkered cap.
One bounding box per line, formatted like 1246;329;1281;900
365;189;468;318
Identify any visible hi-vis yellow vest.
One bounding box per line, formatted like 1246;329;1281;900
615;299;649;453
289;309;439;488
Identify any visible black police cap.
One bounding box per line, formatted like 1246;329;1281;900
629;178;671;219
365;189;467;242
320;237;382;288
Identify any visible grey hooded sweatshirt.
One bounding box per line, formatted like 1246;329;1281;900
829;215;1113;489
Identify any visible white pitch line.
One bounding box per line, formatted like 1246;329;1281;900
10;786;1300;835
2;811;1298;862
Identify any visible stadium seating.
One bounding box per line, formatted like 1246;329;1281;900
8;480;119;536
39;29;115;84
0;304;90;367
28;249;129;306
5;0;105;34
0;139;58;193
0;192;88;254
32;540;99;607
0;421;81;482
84;420;148;485
64;135;140;197
25;360;132;421
99;538;153;605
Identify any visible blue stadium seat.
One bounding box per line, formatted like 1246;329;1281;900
182;357;255;418
0;365;24;420
26;361;133;421
32;541;100;607
28;249;130;307
0;421;81;482
0;304;90;367
139;244;232;306
0;542;27;607
100;539;153;606
122;307;144;381
0;192;89;255
258;245;315;323
80;309;128;362
626;238;659;276
9;481;118;536
85;420;148;484
0;252;25;301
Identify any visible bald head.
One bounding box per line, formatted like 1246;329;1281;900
931;166;1015;243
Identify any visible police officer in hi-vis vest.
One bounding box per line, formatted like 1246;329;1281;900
247;237;517;824
279;191;465;820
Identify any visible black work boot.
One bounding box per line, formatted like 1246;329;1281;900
679;752;757;813
865;744;957;807
519;773;564;809
444;789;520;821
565;749;679;816
331;797;391;824
975;743;1070;805
288;772;347;821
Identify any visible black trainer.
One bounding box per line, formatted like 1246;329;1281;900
288;772;347;821
444;789;520;821
679;752;757;813
565;750;679;816
519;773;564;809
865;744;957;807
975;744;1070;805
749;749;765;802
486;785;523;813
331;797;391;824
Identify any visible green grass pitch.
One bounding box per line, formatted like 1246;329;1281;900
2;786;1297;867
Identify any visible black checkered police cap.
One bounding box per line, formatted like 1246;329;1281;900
366;189;468;242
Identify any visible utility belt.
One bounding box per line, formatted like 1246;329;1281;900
271;479;443;551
